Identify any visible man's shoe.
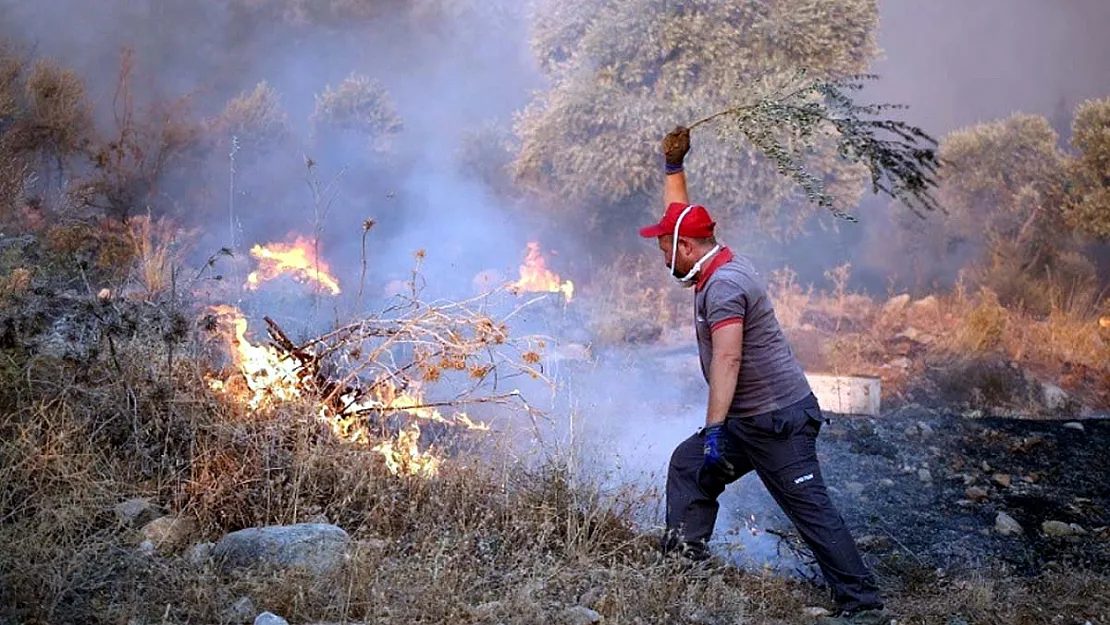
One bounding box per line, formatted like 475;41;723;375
816;607;891;625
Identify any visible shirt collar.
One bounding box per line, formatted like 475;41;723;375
695;246;733;292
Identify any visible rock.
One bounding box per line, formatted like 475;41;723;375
1042;520;1085;537
965;487;989;502
995;512;1023;536
561;605;603;625
804;606;832;617
188;542;214;566
254;613;289;625
114;498;162;528
226;596;256;624
140;515;197;555
917;468;933;483
1063;421;1085;432
1042;383;1069;412
214;523;351;576
878;478;895;488
137;540;155;555
846;482;866;496
991;474;1012;489
916;421;935;438
883;294;911;314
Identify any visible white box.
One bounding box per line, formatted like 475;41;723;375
805;373;882;417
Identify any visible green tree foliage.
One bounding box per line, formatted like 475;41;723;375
207;81;293;156
1063;96;1110;239
939;114;1066;243
312;73;403;152
898;112;1101;311
514;0;882;235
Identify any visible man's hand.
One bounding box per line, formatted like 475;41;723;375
702;423;738;479
662;126;690;171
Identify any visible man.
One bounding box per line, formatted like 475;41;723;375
639;126;888;624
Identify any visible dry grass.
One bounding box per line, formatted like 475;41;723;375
761;264;1110;410
0;319;809;624
127;213;192;299
1;289;1108;624
583;252;689;344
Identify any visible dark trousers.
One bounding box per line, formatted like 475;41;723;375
664;393;882;612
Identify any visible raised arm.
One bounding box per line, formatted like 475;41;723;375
662;126;691;208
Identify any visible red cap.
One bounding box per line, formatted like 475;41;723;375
638;203;717;238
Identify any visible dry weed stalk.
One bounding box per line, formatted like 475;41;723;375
127;212;189;299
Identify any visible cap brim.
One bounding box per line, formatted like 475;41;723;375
638;223;669;238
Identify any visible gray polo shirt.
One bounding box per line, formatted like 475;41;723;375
694;249;812;418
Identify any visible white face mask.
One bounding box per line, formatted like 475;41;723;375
670;205;721;283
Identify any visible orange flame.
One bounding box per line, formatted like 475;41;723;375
207;309;488;478
206;305;306;410
510;242;573;302
246;236;342;295
371;423;441;478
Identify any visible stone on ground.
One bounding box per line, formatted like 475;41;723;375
213;523;351;575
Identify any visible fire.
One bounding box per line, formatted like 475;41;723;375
206;305;306;410
207;308;488;478
371;423;442;478
510;242;573;302
246;236;342;295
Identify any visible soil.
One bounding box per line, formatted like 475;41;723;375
582;344;1110;583
724;406;1110;579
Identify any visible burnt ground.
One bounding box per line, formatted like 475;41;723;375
572;344;1110;588
719;407;1110;582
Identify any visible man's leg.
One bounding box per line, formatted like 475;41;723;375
663;428;752;557
731;396;882;612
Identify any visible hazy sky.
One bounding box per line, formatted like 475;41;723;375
869;0;1110;139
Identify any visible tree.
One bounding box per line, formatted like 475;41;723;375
897;113;1100;311
1063;96;1110;239
513;0;883;237
312;73;403;154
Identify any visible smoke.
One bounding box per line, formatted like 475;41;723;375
4;0;1108;568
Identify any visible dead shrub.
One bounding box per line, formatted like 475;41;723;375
20;59;93;159
946;288;1009;354
767;266;812;330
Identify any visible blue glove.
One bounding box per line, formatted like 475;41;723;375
702;423;737;478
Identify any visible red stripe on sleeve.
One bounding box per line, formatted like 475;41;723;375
710;317;743;333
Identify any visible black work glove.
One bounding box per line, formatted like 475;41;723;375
702;422;737;479
662;125;690;173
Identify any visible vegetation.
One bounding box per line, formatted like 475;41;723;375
1;1;1109;623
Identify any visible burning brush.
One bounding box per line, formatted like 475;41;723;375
509;241;574;302
204;289;546;478
246;236;342;295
